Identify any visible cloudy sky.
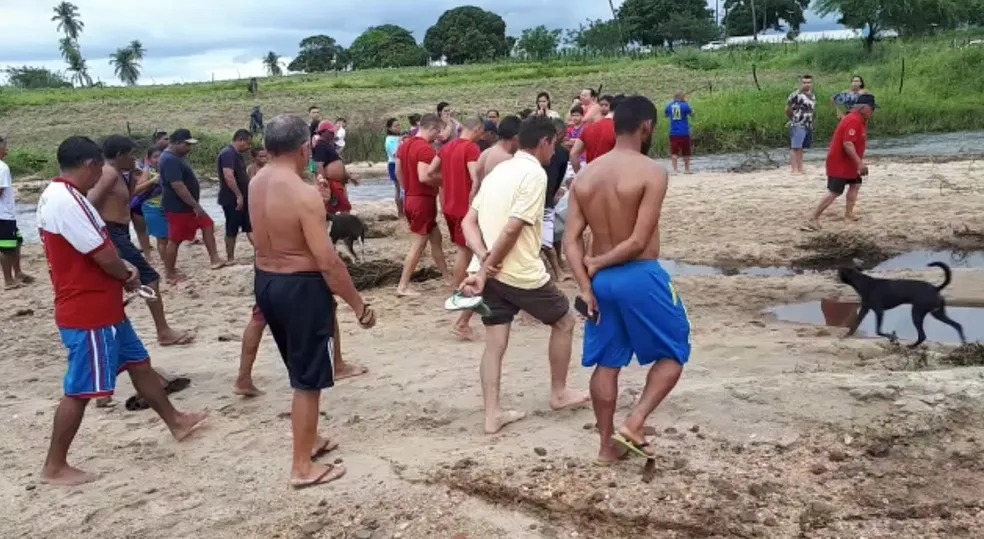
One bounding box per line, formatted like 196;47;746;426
0;0;838;86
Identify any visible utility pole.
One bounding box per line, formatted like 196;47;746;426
750;0;758;41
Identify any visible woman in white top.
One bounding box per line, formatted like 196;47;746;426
334;118;347;156
535;91;562;120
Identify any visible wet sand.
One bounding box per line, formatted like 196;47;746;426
3;158;984;538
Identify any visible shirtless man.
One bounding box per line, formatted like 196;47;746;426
89;136;194;349
459;116;588;434
579;88;603;124
473;115;522;195
394;113;450;296
563;96;692;465
250;114;376;489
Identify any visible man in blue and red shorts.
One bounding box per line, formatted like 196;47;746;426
36;136;207;487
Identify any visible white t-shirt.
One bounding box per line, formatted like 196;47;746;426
335;127;346;149
0;160;15;220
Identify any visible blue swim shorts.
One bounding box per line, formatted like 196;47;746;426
142;202;169;240
58;319;150;399
582;260;691;369
790;125;813;150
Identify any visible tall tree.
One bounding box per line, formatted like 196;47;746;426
566;19;629;54
723;0;810;36
287;35;347;73
58;36;79;61
109;43;142;86
423;6;509;64
4;66;72;89
814;0;965;51
516;26;562;60
51;2;84;41
348;25;428;69
262;52;283;76
618;0;717;47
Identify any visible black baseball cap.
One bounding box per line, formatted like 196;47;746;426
170;128;199;144
855;94;878;109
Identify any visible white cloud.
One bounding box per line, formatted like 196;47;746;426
0;0;838;86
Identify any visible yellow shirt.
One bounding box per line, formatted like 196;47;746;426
468;151;550;290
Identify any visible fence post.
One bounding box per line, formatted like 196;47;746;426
898;57;905;95
752;63;761;91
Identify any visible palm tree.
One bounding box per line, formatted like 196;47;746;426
262;51;283;76
128;40;146;60
51;2;84;41
66;51;93;87
58;36;79;60
109;46;141;85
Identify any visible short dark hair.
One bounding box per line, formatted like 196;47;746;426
569;105;584;115
152;130;168;142
57;136;104;170
518;116;557;150
613;96;657;136
419;113;443;130
585;88;598;98
610;94;627;111
436;102;450;114
385;117;398;130
599;94;614;105
801;74;813;80
496;116;522;140
309;105;320;112
518;108;533;119
408;113;421;126
0;134;6;147
487;109;500;117
336;117;346;123
102;135;136;160
233;129;253;142
852;74;866;89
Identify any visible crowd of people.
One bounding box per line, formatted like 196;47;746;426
0;73;879;489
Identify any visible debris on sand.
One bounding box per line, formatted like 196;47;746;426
792;232;892;270
939;343;984;367
727;151;781;173
347;260;441;291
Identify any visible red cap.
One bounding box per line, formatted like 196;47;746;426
317;120;336;134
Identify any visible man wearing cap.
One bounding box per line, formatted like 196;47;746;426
477;120;497;151
804;93;877;230
159;128;225;283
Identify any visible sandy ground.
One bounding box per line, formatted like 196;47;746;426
3;158;984;538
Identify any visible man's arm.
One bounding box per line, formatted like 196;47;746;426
56;203;131;282
587;163;667;271
481;170;543;273
562;186;592;295
169;181;201;211
297;187;366;313
220;152;244;205
466;161;480;193
86;167;119;210
570;139;586;173
462;206;488;260
424;156;443;187
0;166;12;198
133;172;159;196
584;105;602;124
842;141;864;172
160;157;201;211
785;94;795;120
479;217;524;276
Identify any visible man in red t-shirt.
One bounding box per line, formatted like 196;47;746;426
36;136;207;487
805;94;877;230
394;113;450;296
570;95;622;173
428;116;485;339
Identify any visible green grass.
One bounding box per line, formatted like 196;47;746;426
2;31;983;177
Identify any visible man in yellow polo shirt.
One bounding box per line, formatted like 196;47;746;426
459;116;589;435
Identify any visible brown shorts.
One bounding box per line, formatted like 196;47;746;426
482;279;570;327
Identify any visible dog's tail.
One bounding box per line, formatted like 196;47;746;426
928;261;952;291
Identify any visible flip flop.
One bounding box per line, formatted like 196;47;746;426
125;377;192;411
445;292;493;317
291;464;346;490
312;439;339;460
611;433;656;460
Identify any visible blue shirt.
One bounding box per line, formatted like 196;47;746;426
664;100;694;137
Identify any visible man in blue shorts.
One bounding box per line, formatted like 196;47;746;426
564;96;691;465
36;136;207;486
786;75;816;174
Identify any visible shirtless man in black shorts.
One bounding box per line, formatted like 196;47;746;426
250;115;376;488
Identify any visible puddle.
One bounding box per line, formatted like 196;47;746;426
874;250;984;271
660;260;797;277
767;298;984;345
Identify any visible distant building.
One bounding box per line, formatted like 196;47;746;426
725;29;899;46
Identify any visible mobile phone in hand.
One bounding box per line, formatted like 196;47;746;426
574;296;599;323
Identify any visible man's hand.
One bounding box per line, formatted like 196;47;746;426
123;261;140;292
585;256;600;278
193;205;206;218
581;288;598;321
235;195;244;211
859;163;869;177
356;303;376;329
458;273;486;297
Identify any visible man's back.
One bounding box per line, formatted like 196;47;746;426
249;164;320;273
477;144;512;181
572;148;666;260
665;101;692;136
440;138;480;217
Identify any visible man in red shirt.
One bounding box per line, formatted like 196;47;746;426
394;113;450;296
428;116;485;339
805;94;877;230
36;136;207;487
570;95;623;173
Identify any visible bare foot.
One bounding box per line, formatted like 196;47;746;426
4;281;24;291
158;329;195;347
311;436;339;459
16;274;35;285
451;324;476;341
41;465;98;486
800;219;821;232
559;273;573;282
596;442;630;466
291;463;346;489
484;409;527;434
94;397;115;408
165;272;188;286
233;380;265;397
845;213;861;222
170;411;209;441
334;363;369;381
550;389;590;411
396;287;420;297
209;260;228;270
684;170;693;175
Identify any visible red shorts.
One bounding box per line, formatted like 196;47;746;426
165;211;214;243
323;181;352;215
404;195;438;236
669;135;692;157
444;213;467;248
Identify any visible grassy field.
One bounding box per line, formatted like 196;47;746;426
2;31;983;177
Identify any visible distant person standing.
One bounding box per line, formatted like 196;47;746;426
534;92;562;120
385;118;405;217
437;102;462;148
249;106;264;135
579;88;602;124
486;110;501;126
571;95;621;173
542;118;570;281
130;131;169;259
665;93;695;174
831;75;867;119
786;75;817;174
217;129;255;263
308;106;322;138
408;113;421;137
247;148;268;179
0;134;33;290
474;115;522;192
477;120;497;151
160;129;226;283
137;147;168;261
334;118;347;157
804;94;877;231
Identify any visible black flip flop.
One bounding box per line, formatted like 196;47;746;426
125;377;192;411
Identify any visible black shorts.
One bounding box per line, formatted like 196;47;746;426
223;205;252;237
827;176;862;195
481;279;570;327
254;268;336;391
0;220;23;253
107;222;160;286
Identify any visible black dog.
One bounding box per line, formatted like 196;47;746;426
328;213;366;261
838;261;966;347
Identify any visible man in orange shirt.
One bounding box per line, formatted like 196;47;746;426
804;94;876;231
428;117;485;339
395;114;450;296
571;95;623;173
